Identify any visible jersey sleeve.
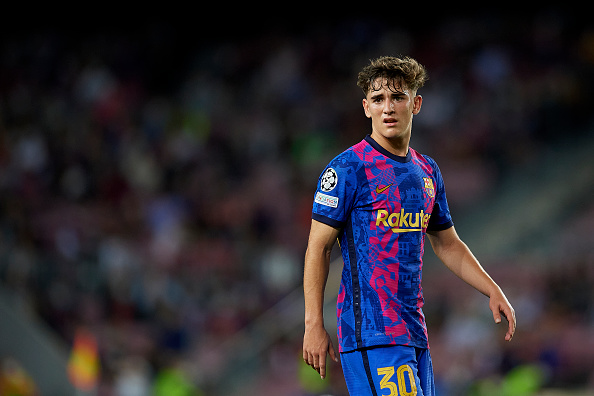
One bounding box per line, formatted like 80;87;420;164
311;155;358;229
426;159;454;231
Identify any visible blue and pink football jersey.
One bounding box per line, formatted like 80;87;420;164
312;135;453;352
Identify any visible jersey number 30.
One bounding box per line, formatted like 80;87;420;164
377;365;417;396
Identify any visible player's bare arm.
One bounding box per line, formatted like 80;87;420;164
427;226;516;341
303;219;340;379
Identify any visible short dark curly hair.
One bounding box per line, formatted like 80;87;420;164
357;56;428;96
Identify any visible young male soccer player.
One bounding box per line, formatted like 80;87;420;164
302;56;516;395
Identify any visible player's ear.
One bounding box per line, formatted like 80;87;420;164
362;98;371;118
412;94;422;115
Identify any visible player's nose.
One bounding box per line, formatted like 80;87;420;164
383;100;394;113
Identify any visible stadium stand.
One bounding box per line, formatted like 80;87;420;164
1;9;593;396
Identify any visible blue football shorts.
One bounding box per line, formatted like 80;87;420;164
340;345;435;396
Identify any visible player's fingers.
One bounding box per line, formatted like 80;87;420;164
505;321;514;341
318;349;329;379
328;341;339;363
306;351;315;368
312;352;320;372
504;307;516;341
492;308;502;324
319;359;327;379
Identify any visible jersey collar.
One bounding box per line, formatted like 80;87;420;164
364;135;412;163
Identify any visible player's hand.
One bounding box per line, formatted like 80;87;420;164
303;324;338;379
489;290;516;341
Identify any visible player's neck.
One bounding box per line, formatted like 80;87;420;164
370;130;410;157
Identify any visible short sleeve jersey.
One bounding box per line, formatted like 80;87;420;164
312;135;453;352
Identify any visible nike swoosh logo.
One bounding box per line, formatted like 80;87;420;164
375;184;392;194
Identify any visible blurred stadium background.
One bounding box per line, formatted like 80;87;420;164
1;7;594;396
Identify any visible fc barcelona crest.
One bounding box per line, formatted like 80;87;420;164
423;177;435;198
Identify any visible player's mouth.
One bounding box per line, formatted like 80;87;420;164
383;117;397;126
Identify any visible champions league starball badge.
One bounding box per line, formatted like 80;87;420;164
320;168;338;192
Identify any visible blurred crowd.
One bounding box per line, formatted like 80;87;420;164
1;9;594;396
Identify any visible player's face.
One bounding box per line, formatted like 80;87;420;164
362;78;422;147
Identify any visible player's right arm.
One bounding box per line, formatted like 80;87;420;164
303;219;340;380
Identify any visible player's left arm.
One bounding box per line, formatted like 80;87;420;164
427;226;516;341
